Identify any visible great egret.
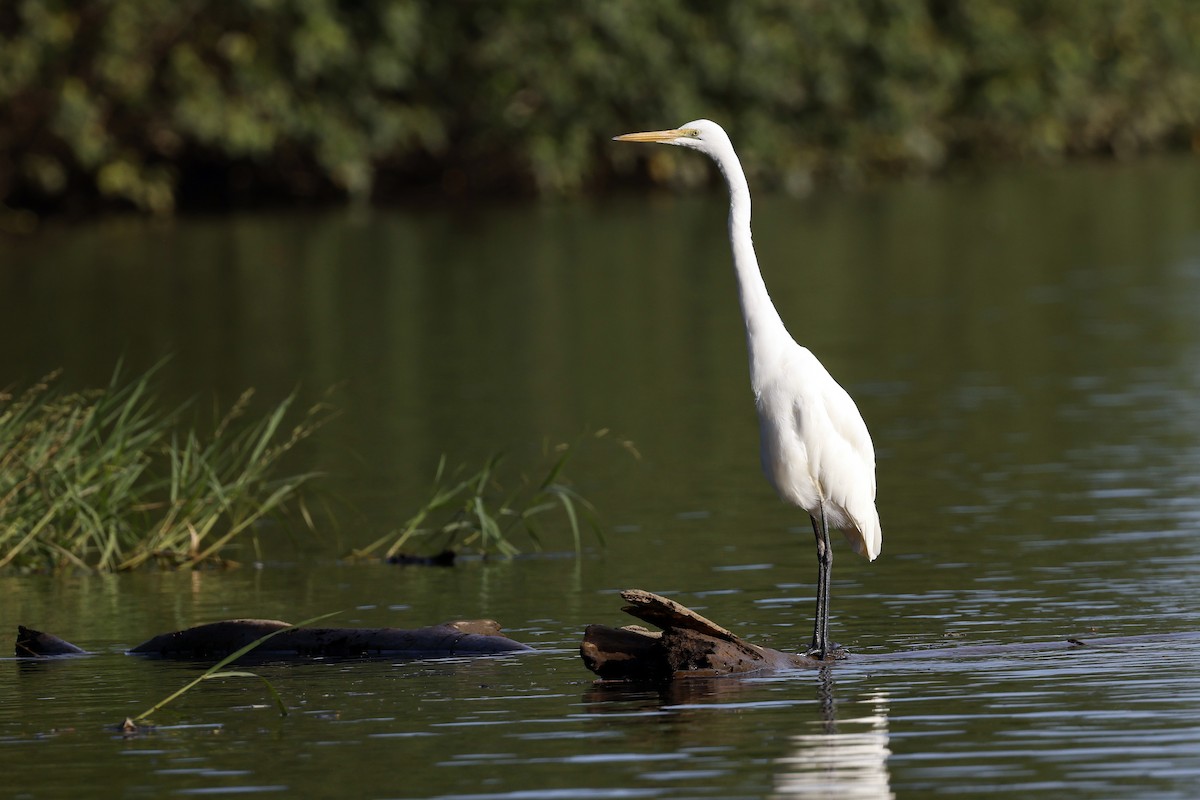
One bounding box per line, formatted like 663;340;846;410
614;119;881;660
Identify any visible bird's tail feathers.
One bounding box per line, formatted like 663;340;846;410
843;511;882;562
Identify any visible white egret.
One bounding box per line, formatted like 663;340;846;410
614;120;881;660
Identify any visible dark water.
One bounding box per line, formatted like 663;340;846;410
3;155;1200;797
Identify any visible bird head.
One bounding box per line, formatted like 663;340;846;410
613;119;730;156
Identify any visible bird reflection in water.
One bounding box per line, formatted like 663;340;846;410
771;672;893;799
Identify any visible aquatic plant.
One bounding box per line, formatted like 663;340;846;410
353;430;638;561
124;611;342;731
0;365;332;572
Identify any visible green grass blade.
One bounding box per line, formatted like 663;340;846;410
200;671;289;716
132;610;340;722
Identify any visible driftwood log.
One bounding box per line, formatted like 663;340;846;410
25;590;1190;676
15;625;88;658
582;589;1200;683
581;589;822;682
15;619;531;661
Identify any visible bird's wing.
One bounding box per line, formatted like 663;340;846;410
817;375;876;498
784;347;881;558
784;346;877;499
812;371;882;559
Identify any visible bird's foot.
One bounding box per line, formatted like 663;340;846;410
804;641;849;662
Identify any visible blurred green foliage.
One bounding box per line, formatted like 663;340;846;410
2;0;1199;213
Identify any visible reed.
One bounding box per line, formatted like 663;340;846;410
0;365;332;572
354;429;638;561
124;611;342;731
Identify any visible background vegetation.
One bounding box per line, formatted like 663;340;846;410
2;0;1199;214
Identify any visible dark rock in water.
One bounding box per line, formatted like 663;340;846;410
15;625;88;657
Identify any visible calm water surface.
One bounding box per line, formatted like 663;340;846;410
2;156;1200;798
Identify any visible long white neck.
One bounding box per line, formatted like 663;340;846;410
708;142;792;390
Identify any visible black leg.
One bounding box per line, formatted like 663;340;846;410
808;512;824;654
807;504;833;659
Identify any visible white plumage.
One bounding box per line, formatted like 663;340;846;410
615;119;881;659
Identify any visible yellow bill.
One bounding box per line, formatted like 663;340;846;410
612;128;692;143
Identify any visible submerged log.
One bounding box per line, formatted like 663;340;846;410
581;589;820;682
15;625;89;657
582;589;1200;683
129;618;531;660
15;619;531;661
387;549;456;567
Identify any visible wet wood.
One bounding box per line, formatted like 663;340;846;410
581;589;821;682
387;549;456;567
619;589;740;641
15;619;531;661
582;589;1200;683
15;625;88;657
131;618;533;660
854;629;1200;662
